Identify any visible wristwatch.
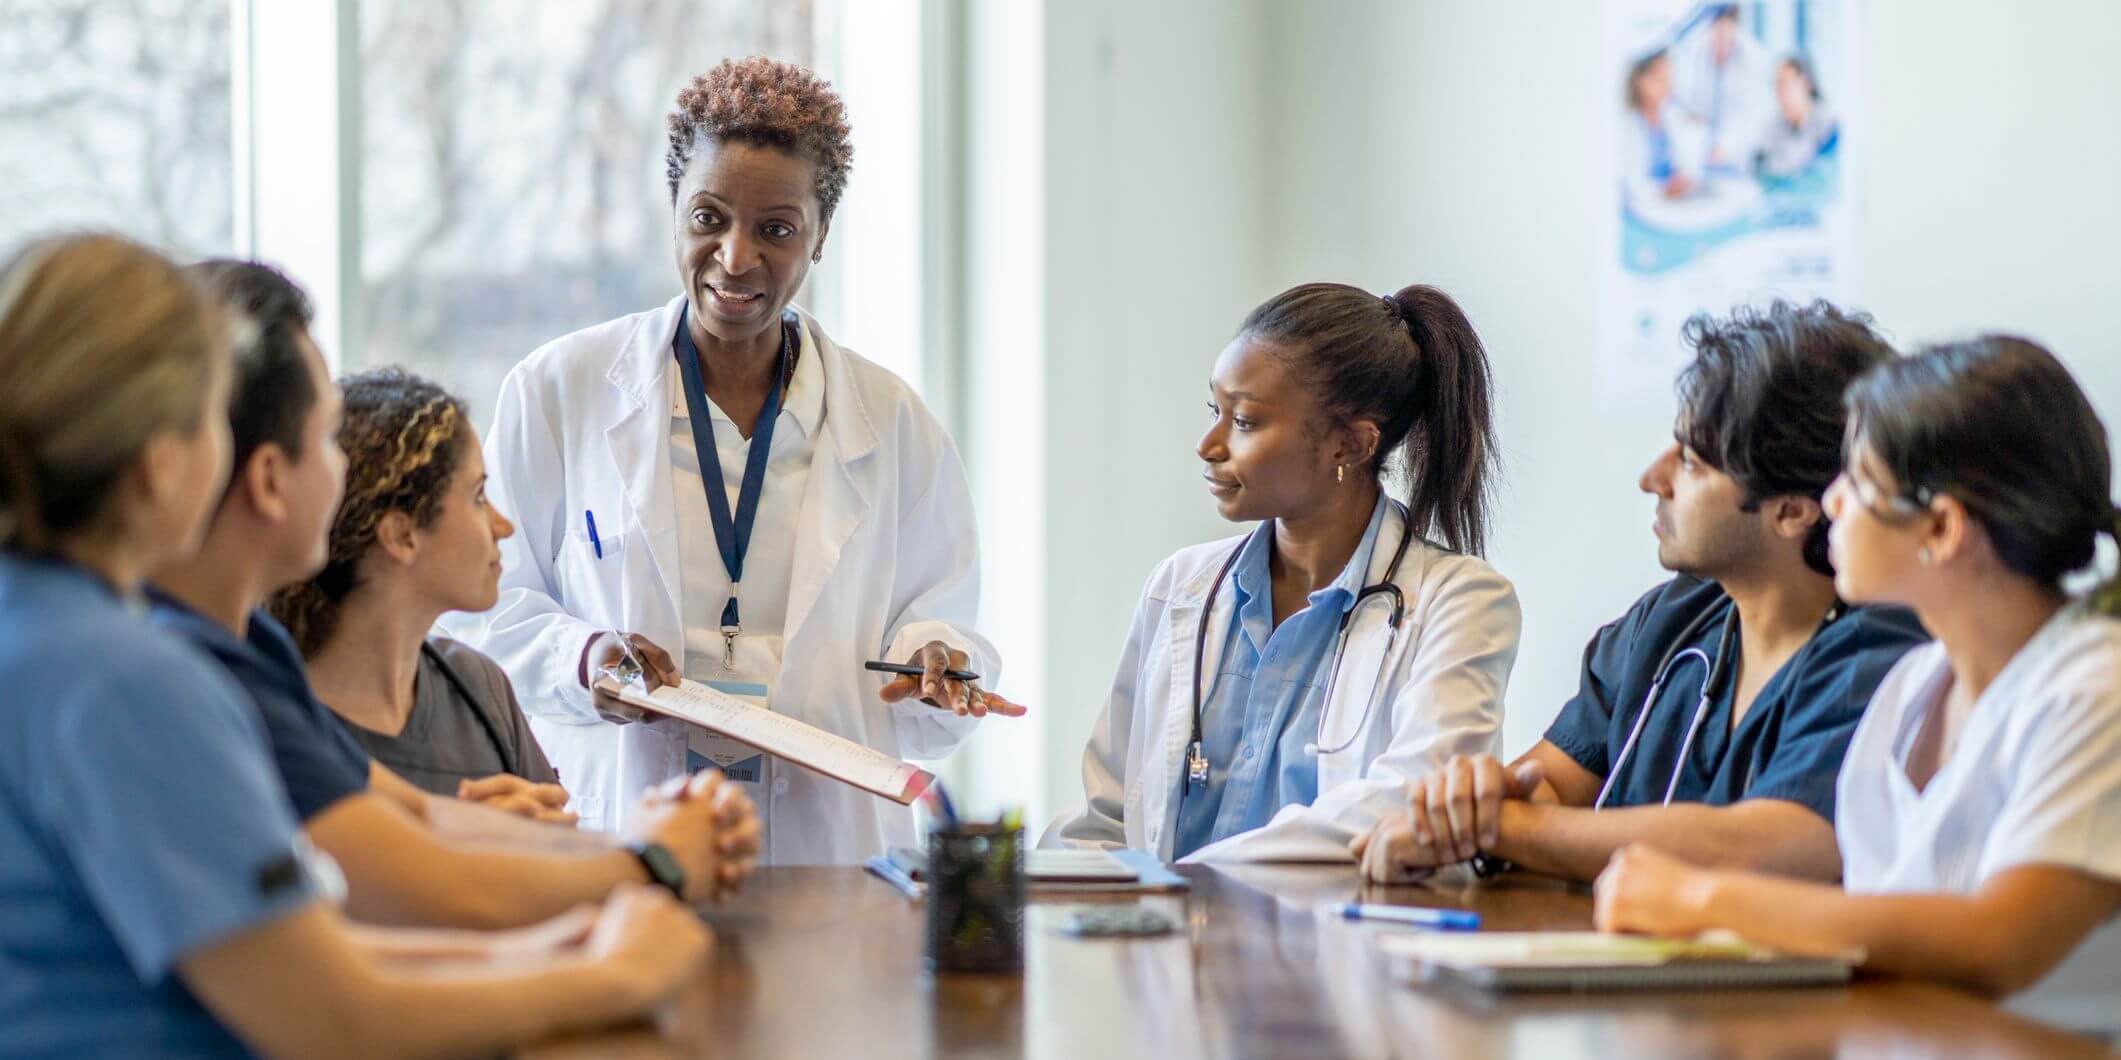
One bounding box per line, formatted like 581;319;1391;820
629;841;688;898
1470;854;1514;880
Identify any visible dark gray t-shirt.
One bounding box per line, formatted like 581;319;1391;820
340;636;559;797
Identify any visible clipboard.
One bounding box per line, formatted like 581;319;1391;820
593;675;936;805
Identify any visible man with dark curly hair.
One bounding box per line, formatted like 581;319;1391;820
450;57;1025;864
1356;300;1929;885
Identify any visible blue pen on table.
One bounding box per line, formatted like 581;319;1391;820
584;510;603;559
1331;902;1481;931
864;855;926;901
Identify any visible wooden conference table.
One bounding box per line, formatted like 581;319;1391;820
527;864;2112;1059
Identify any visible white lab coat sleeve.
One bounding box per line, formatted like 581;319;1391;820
452;364;604;724
1040;567;1167;850
878;434;993;758
1183;559;1521;863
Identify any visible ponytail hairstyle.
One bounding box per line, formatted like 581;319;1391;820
1238;283;1498;556
0;233;230;554
268;368;471;654
1844;336;2121;614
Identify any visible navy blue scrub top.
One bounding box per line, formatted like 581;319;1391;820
149;592;372;821
1543;575;1928;821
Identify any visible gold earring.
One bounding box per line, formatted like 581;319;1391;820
1336;465;1345;483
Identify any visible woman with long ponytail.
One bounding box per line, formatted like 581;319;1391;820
1045;282;1521;862
1597;336;2121;1029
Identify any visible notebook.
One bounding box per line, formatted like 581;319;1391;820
1377;931;1860;993
592;676;935;804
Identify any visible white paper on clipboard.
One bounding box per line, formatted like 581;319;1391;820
594;676;935;805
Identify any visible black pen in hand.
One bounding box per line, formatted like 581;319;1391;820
864;660;982;683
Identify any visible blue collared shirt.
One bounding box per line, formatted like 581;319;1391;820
1171;495;1388;859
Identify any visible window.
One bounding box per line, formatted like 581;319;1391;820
353;0;817;429
0;0;234;255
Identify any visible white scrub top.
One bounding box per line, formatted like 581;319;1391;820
1836;601;2121;1033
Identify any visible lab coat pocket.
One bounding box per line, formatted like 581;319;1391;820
554;528;633;626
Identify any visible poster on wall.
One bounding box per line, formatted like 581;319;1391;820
1599;0;1860;403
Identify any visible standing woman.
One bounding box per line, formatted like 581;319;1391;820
448;57;1023;859
1596;338;2121;1031
1046;284;1521;862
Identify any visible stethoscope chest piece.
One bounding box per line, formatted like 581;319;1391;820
1186;741;1210;787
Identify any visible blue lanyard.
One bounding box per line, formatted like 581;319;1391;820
672;305;795;669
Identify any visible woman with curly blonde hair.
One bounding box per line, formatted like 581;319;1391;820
446;56;1023;858
273;368;567;815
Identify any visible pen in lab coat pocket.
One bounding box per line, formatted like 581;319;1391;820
584;510;603;559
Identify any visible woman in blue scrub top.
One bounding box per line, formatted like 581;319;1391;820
1046;283;1522;863
0;233;710;1056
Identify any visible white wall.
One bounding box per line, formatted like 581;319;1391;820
1033;0;1279;822
950;0;1275;824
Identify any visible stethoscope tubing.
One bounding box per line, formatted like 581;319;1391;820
1592;607;1731;811
1188;503;1417;772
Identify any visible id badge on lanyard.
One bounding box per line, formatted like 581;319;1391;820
674;306;794;788
684;634;777;786
686;683;771;784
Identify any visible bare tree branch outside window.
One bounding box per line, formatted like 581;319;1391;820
0;0;233;257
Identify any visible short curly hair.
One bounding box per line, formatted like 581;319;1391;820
268;368;471;656
666;57;854;220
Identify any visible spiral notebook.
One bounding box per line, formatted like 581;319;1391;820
1378;931;1860;993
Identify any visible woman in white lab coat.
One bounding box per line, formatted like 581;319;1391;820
1045;283;1521;863
1596;337;2121;1032
446;57;1021;863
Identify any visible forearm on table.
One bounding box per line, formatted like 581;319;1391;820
357;942;649;1057
348;922;504;963
424;795;618;853
316;800;644;930
397;847;645;931
1687;872;2065;998
1493;799;1839;882
186;906;650;1060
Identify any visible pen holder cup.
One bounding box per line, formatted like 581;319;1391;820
925;824;1025;974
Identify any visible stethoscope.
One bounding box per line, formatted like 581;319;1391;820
1593;598;1843;810
1185;506;1416;788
